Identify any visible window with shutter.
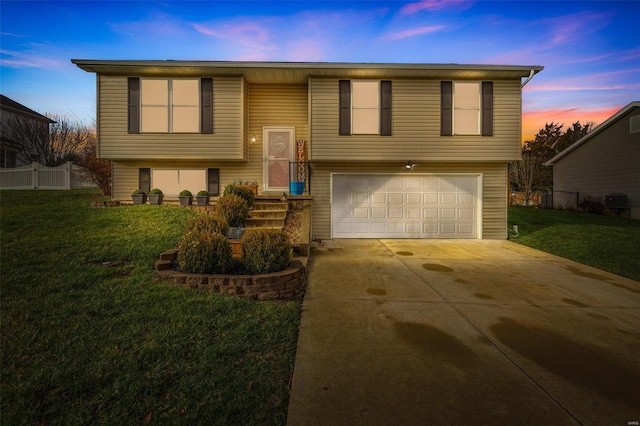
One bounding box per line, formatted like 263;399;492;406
339;80;392;136
128;78;213;134
441;81;493;136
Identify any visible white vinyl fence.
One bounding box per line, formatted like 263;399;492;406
0;161;97;190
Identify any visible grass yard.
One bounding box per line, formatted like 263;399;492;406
0;190;301;425
508;206;640;281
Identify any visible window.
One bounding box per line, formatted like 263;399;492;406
453;82;481;135
139;167;219;195
630;115;640;134
339;80;392;136
128;77;213;134
140;79;199;133
441;81;493;136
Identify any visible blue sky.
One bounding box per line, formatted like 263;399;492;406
1;0;638;140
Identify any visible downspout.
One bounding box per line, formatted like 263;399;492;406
521;69;536;88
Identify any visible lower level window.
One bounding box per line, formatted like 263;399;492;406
151;169;206;196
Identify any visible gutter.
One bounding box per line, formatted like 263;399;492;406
521;69;536;88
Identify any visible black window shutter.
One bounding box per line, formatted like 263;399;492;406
380;80;392;136
441;81;453;136
128;77;140;134
139;168;150;193
339;80;351;136
201;78;213;134
481;81;493;136
207;168;220;196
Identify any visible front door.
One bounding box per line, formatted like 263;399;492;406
263;127;294;192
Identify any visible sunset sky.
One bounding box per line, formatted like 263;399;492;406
1;0;638;141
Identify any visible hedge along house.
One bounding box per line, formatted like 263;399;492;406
72;60;543;240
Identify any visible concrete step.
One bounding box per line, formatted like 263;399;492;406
253;201;288;211
249;209;287;219
245;217;285;229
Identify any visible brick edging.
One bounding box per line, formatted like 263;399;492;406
154;249;306;300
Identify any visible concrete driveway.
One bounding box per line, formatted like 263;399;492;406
287;240;640;425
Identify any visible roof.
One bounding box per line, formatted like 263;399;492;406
71;60;543;84
0;95;55;123
544;101;640;166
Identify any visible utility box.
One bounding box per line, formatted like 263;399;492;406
541;192;553;209
605;193;627;207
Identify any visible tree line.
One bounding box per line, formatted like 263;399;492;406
509;121;595;205
0;114;111;195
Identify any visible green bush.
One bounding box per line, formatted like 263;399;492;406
223;184;255;208
149;188;163;195
188;214;229;236
177;231;232;274
179;189;193;197
132;189;146;195
197;190;209;197
216;194;249;227
241;229;292;274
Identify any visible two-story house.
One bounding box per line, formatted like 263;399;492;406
72;60;542;240
0;95;56;168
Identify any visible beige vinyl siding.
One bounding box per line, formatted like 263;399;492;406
98;75;244;160
310;78;521;162
111;84;309;201
553;108;640;218
309;162;508;240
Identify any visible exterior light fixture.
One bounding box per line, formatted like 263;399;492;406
250;135;257;143
405;161;415;171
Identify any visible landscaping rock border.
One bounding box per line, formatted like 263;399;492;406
154;249;306;300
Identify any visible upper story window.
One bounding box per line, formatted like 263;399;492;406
630;115;640;134
441;81;493;136
128;77;213;134
339;80;392;136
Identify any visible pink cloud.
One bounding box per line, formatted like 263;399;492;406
522;106;621;142
381;25;446;41
400;0;474;14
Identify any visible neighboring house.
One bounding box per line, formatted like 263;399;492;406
545;101;640;219
0;95;55;168
72;60;543;239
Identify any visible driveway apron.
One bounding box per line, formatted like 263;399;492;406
287;239;640;425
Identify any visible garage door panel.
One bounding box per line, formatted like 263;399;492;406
406;193;421;204
332;174;478;239
389;208;403;219
371;208;387;219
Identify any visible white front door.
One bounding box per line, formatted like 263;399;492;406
263;127;294;192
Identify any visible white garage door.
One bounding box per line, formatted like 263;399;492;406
331;174;479;239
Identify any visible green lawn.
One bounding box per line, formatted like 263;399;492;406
0;190;301;425
508;206;640;281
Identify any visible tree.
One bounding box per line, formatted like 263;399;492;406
0;114;91;166
509;121;595;203
77;134;111;196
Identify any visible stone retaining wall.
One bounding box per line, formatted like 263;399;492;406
154;249;306;300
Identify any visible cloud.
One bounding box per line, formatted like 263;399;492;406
400;0;474;15
0;48;68;69
192;20;276;52
522;106;622;141
380;25;446;41
526;68;640;93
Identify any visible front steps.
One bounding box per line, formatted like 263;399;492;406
246;200;288;230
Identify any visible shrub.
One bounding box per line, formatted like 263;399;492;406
223;184;255;208
177;231;232;274
241;229;292;274
197;190;209;197
149;188;163;195
132;189;146;195
179;189;193;197
188;214;229;236
578;195;605;215
216;194;249;227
